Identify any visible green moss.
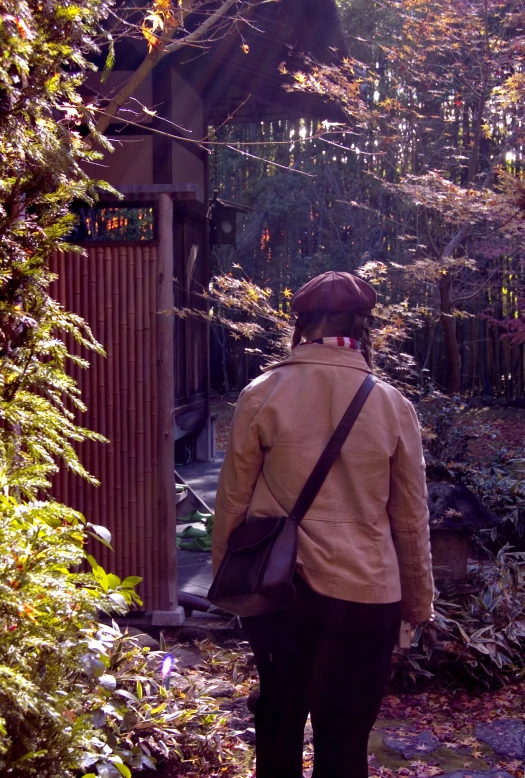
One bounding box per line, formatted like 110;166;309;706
368;731;412;769
430;746;491;771
368;731;494;772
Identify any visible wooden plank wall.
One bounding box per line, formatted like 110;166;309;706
49;244;162;611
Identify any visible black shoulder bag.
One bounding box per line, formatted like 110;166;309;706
208;373;376;618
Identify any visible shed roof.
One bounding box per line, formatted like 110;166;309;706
174;0;348;123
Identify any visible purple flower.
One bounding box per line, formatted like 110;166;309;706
161;654;174;688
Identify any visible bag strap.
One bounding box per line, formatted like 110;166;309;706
288;373;377;524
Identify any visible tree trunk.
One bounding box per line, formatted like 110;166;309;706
438;273;461;393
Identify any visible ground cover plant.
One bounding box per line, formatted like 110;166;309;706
418;397;525;544
88;628;524;778
394;544;525;689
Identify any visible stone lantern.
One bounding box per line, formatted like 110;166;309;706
427;482;500;584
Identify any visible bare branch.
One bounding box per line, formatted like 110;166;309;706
85;0;248;147
165;0;239;53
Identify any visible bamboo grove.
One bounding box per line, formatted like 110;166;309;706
210;0;525;398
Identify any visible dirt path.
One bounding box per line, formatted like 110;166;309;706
155;637;524;778
211;394;236;450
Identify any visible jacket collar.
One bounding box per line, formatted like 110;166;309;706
264;342;372;374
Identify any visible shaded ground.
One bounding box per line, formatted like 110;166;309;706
177;452;225;511
151;636;525;778
212;394;525;461
458;406;525;460
176;453;224;598
211;394;237;451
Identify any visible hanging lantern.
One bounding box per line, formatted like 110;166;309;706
208;190;238;246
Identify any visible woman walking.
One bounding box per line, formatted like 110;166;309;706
212;271;434;778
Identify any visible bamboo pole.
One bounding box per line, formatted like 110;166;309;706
69;252;80;509
94;249;108;563
86;248;98;524
81;247;91;519
471;308;479;395
72;252;83;513
127;246;138;579
104;248;116;559
135;247;146;593
90;248;102;531
493;324;501;395
150;245;159;607
119;245;130;570
142;246;154;609
113;247;123;574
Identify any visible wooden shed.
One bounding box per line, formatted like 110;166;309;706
51;0;347;624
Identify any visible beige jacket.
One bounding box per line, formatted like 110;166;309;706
212;343;434;624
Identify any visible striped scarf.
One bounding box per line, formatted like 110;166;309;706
304;336;361;351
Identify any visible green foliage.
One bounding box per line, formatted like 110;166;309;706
0;0;114;495
392;396;525;688
418;397;525;540
0;493;142;777
0;480;230;775
395;545;525;689
0;1;159;775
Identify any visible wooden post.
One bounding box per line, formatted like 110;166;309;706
152;193;183;625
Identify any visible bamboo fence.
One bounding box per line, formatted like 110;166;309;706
49;242;166;611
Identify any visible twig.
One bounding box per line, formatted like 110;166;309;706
225;145;316;177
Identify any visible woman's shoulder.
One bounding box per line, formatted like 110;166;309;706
236;369;279;405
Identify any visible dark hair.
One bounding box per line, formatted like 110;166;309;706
291;310;374;368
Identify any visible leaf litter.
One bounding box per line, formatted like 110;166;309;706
144;636;525;778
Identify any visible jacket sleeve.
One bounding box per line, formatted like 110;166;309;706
387;400;434;624
212;388;264;576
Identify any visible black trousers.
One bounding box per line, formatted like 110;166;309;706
242;576;400;778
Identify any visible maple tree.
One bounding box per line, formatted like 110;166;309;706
293;0;525;393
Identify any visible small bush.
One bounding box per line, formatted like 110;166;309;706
395;545;525;689
418;396;525;543
86;628;239;777
0;494;142;777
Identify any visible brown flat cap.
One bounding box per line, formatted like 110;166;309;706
291;271;377;314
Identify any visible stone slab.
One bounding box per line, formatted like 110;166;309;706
177;551;213;597
171;646;204;669
177;452;225;511
474;718;525;759
123;627;160;650
151;606;186;626
383;728;440;758
207;682;236;698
